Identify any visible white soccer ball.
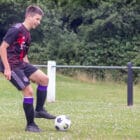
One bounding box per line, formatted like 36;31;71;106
55;115;71;131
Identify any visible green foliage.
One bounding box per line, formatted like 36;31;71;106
0;0;139;81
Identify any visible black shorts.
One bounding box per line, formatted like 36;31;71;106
0;61;38;90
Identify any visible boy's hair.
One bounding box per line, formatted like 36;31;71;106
25;5;44;17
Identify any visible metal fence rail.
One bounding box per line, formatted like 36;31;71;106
56;65;127;69
35;64;140;70
132;66;140;70
35;61;140;106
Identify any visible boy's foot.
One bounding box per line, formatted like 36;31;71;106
25;123;42;132
35;109;56;119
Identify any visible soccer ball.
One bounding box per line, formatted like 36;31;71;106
55;115;71;131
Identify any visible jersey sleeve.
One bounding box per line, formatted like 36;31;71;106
3;27;19;46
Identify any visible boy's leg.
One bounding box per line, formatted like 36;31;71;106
22;85;42;132
29;69;56;119
36;85;47;111
10;69;41;132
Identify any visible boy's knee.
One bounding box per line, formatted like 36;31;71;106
41;75;49;86
22;86;34;97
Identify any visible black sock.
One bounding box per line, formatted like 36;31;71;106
36;85;47;111
23;97;35;126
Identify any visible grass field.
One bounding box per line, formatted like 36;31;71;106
0;74;140;140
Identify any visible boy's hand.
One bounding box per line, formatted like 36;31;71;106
4;68;11;80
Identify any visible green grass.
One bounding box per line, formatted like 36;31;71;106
0;74;140;140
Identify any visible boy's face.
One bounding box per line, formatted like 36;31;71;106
28;14;42;29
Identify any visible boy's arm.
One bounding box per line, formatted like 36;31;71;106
0;41;11;80
23;55;30;63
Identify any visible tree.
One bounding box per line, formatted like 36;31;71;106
0;0;139;81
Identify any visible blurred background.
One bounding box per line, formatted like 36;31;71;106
0;0;139;82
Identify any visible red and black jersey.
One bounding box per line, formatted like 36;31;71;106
3;23;31;69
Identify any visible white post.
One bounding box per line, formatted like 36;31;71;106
47;61;56;102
